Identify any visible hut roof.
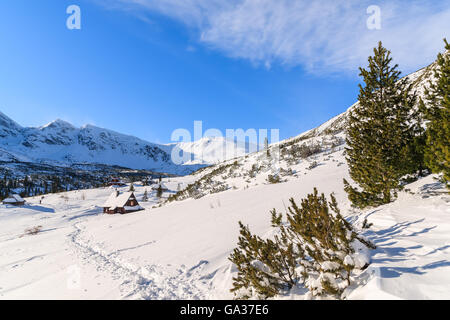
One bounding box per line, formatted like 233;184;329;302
103;192;136;210
3;194;25;203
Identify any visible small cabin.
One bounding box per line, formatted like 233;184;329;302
2;194;26;206
103;192;143;214
107;177;126;187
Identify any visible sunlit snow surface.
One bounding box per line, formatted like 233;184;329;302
0;145;448;300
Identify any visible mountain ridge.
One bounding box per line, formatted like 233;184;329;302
0;113;200;175
0;113;253;175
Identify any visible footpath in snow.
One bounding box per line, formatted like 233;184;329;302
0;157;448;299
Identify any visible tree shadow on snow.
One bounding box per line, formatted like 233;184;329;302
379;260;450;278
67;207;103;221
364;218;448;278
365;219;429;244
25;205;55;213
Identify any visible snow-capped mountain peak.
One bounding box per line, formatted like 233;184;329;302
171;135;250;165
40;119;76;130
0;113;251;174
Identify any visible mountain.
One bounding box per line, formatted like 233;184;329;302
169;136;251;165
166;51;446;203
0;111;22;138
288;51;445;142
0;114;253;175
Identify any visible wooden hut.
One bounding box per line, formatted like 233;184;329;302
103;192;143;214
2;194;26;206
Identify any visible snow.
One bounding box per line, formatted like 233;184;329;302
0;147;448;299
0;113;253;175
103;192;135;209
152;182;168;190
171;136;251;165
348;175;450;300
343;255;355;267
123;206;143;211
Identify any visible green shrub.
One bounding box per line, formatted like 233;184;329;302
229;188;374;299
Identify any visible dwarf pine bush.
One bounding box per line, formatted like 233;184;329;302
229;188;375;299
267;174;282;184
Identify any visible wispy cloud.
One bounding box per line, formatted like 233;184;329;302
104;0;450;75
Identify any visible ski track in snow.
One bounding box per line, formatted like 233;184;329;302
68;220;210;300
1;152;448;300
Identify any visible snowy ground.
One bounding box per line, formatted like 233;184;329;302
0;149;449;300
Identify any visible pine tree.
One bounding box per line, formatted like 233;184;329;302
142;189;148;202
279;189;374;296
129;183;135;192
229;222;298;299
229;188;374;299
421;39;450;188
156;185;163;198
344;42;419;208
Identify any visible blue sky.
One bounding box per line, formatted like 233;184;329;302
0;1;448;143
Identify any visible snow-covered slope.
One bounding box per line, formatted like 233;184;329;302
348;176;450;300
290;54;442;141
0;111;22;138
169;136;250;165
0;152;448;300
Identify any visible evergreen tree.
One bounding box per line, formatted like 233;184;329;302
129;183;135;192
156;185;163;198
229;188;374;299
344;42;419;208
229;221;299;299
142;189;148;202
421;39;450;187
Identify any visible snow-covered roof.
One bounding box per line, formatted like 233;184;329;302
152;182;168;190
103;192;136;209
3;194;25;203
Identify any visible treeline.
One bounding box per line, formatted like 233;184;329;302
0;171;164;201
0;174;104;200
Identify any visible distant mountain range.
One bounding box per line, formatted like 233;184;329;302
0;112;249;175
